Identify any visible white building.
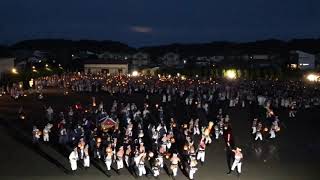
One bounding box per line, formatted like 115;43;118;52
132;52;150;67
209;55;225;62
295;50;315;70
162;52;180;67
84;59;128;75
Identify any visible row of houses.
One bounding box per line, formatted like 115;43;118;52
0;50;319;78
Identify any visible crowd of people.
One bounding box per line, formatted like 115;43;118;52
15;73;320;179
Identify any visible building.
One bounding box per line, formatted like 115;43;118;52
131;52;150;67
162;52;180;67
83;59;128;75
195;57;210;66
209;55;225;63
0;57;15;80
290;51;316;70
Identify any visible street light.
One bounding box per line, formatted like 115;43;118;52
306;73;319;82
132;71;139;77
11;68;18;74
225;69;237;80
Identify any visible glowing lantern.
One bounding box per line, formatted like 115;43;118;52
96;137;102;143
165;153;170;159
264;128;269;132
172;123;176;128
92;97;96;107
148;152;154;158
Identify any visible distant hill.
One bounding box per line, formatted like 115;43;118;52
11;39;136;53
140;39;320;58
4;38;320;59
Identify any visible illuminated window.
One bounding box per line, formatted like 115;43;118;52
290;64;298;69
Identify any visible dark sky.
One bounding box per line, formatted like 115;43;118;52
1;0;320;47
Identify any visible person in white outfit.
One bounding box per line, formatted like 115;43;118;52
252;118;258;134
193;119;200;135
269;125;276;139
105;145;113;172
138;153;147;177
83;146;90;169
197;138;206;164
189;156;198;180
116;146;124;173
255;122;263;141
42;124;51;142
231;147;243;177
214;124;220;139
152;158;160;178
69;148;79;173
170;153;180;178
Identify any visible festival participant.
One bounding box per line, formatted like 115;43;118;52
252;118;258;134
69;147;79;174
231;147;243;178
152;158;161;178
124;145;131;167
255;122;263;141
214;124;220;139
203;122;213;144
46;106;54;122
170;153;180;178
189;156;198;180
105;144;113;174
193;118;200;135
224;124;235;174
32;126;41;144
83;145;90;169
269;124;276;139
42;123;52;142
138;152;147;177
197;137;206;165
116;146;125;174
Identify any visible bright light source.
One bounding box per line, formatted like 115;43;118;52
58;64;61;67
132;71;139;77
181;75;186;80
29;79;34;87
177;73;180;77
196;74;199;78
306;74;319;82
225;69;237;80
183;60;187;64
32;66;35;69
45;64;49;68
11;68;18;74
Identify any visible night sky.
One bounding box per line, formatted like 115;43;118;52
1;0;320;47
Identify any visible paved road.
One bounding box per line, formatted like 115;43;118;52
0;89;319;180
